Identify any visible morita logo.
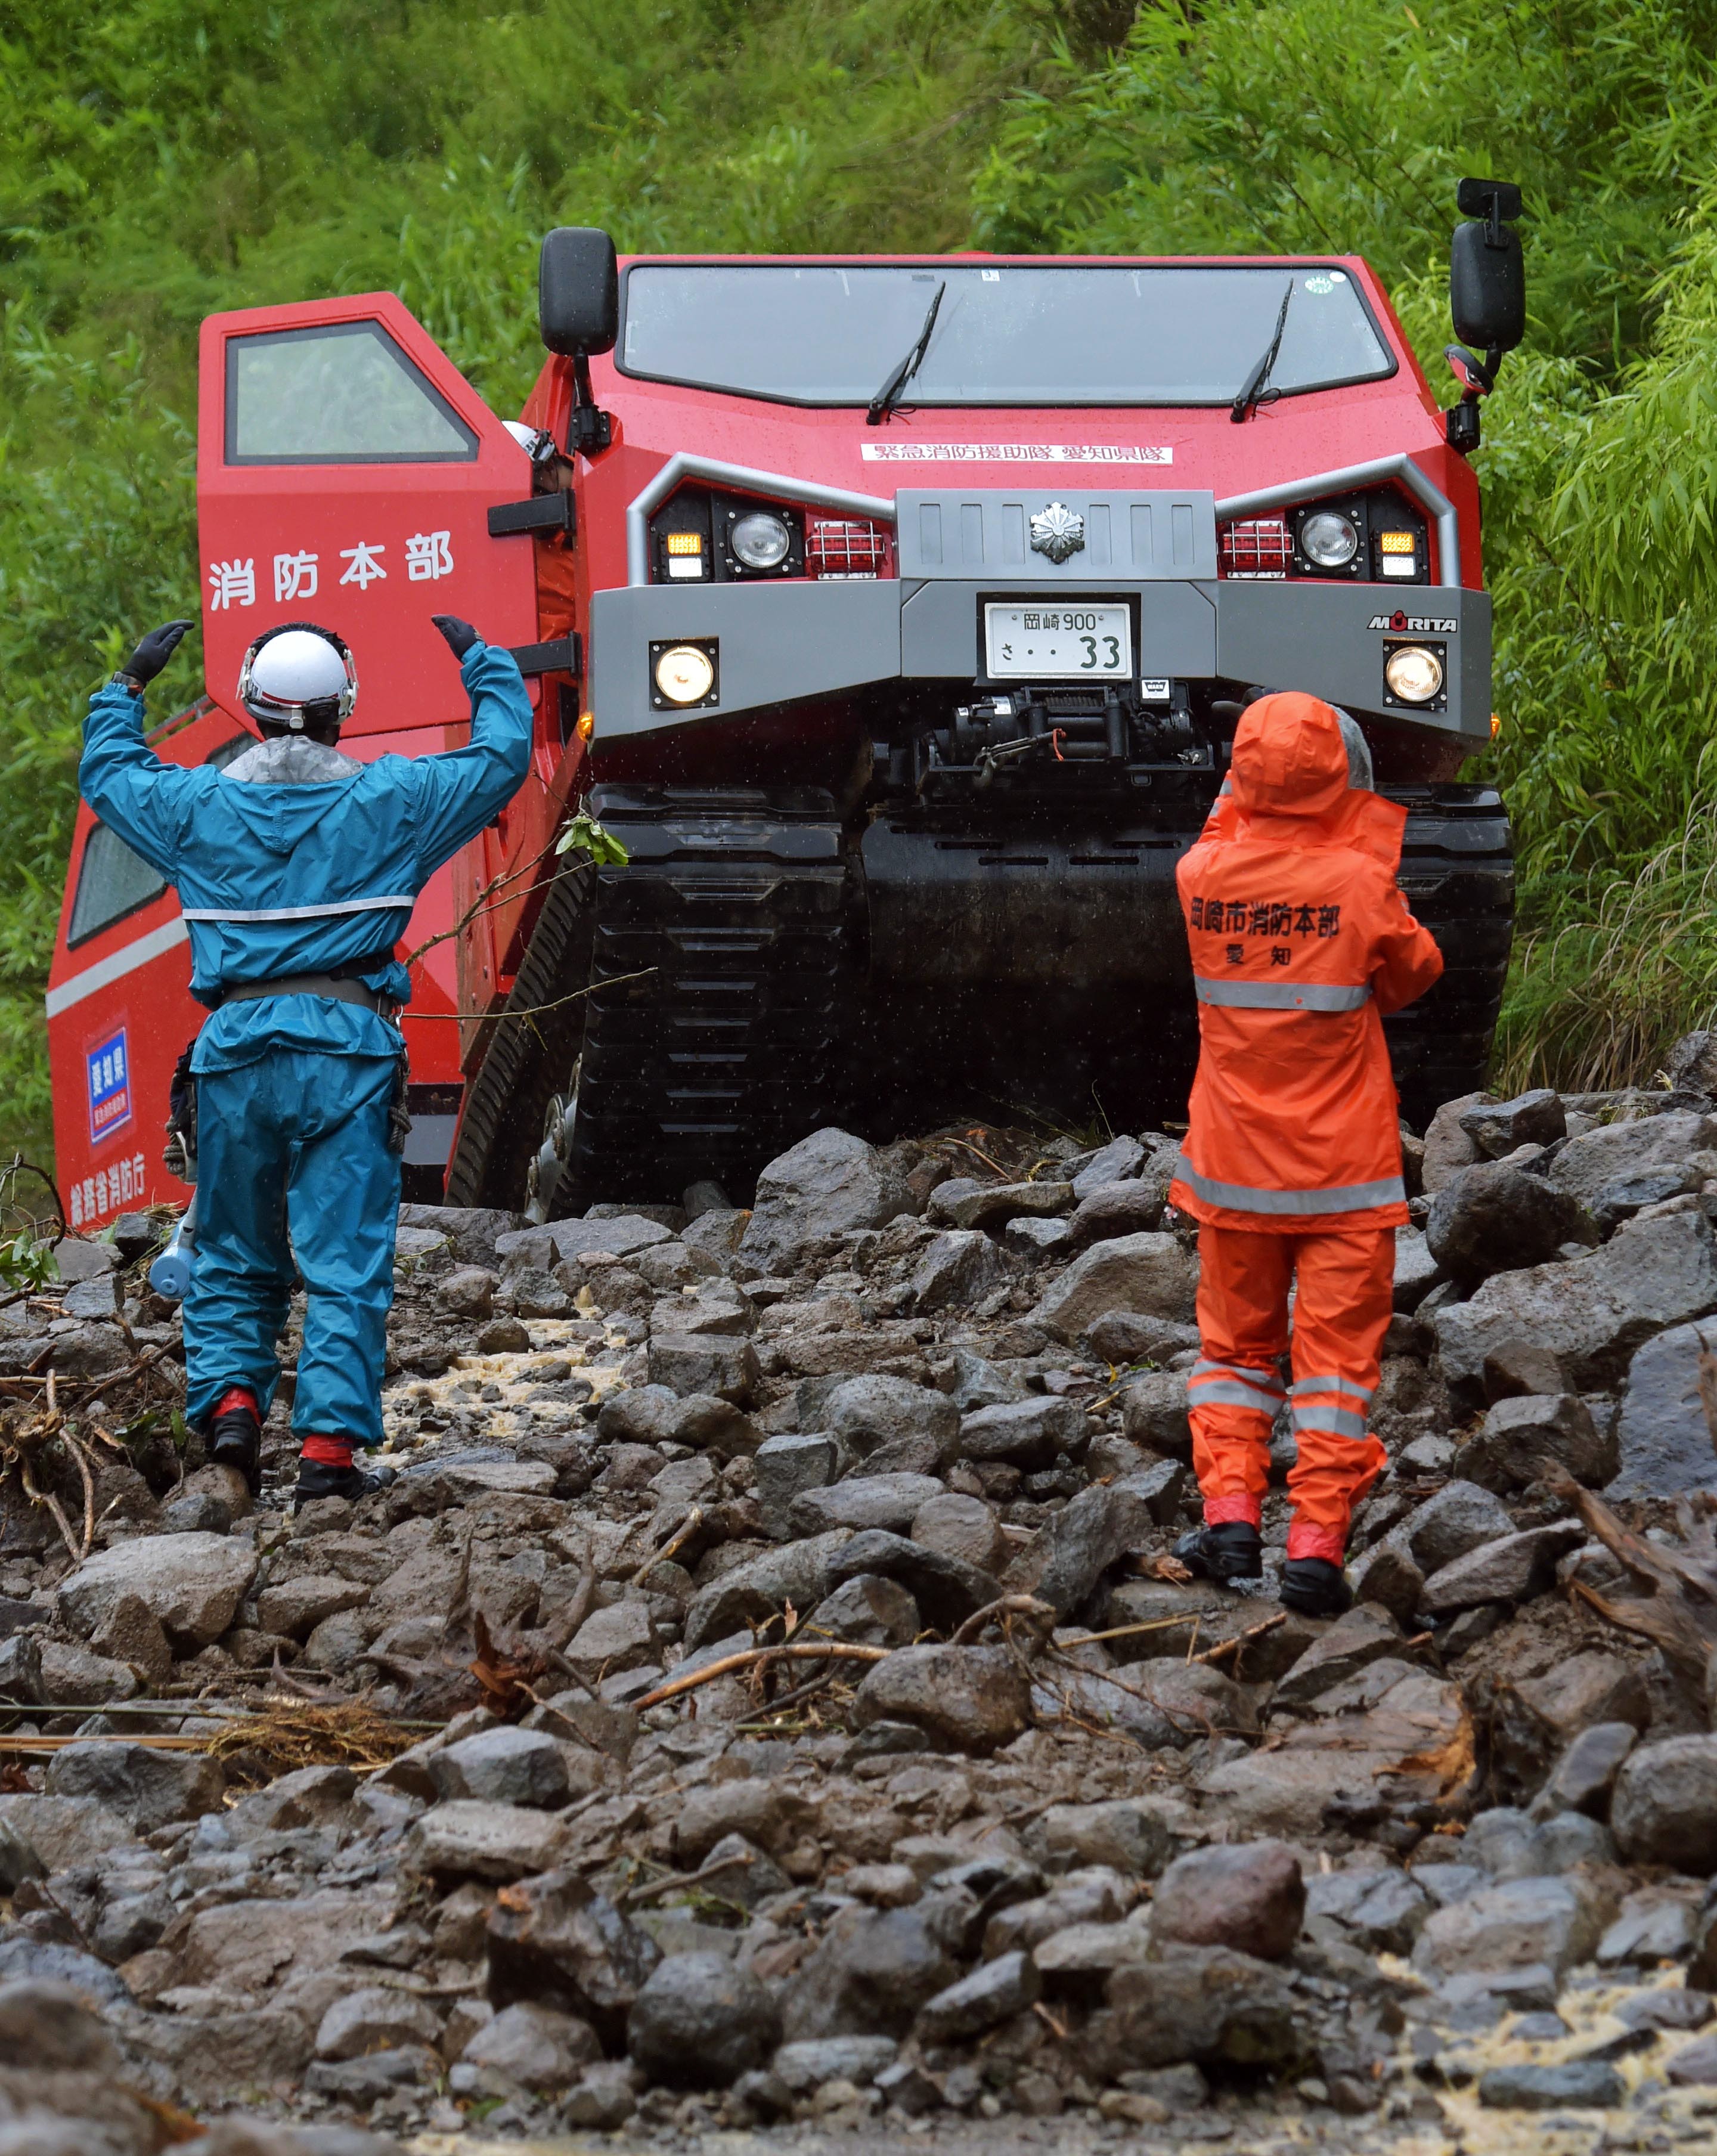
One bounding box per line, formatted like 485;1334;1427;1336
1369;609;1457;634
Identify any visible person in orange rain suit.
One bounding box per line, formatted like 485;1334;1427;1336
1168;691;1444;1617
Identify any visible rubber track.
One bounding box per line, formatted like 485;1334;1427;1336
1383;783;1515;1127
443;859;594;1210
563;784;850;1208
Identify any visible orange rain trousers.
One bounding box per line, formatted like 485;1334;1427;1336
1190;1222;1392;1566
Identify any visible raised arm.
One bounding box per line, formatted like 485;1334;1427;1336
76;620;197;880
405;618;535;876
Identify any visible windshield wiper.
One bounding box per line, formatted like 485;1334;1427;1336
1230;279;1294;423
867;281;946;427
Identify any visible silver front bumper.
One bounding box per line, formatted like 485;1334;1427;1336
590;573;1491;743
591;473;1489;743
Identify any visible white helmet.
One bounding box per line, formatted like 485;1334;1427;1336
237;623;357;732
504;420;551;458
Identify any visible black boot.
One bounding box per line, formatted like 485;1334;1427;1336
1173;1520;1263;1584
206;1390;262;1495
294;1454;398;1511
1279;1556;1353;1617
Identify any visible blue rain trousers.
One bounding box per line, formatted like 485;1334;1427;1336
184;1051;400;1445
79;640;533;1448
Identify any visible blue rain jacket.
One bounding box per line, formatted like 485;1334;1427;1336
78;641;532;1072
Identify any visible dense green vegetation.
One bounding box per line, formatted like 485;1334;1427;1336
4;0;1717;1171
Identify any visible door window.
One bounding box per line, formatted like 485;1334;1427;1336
225;321;479;465
67;825;168;947
67;734;253;946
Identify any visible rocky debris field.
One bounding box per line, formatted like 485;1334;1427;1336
14;1063;1717;2154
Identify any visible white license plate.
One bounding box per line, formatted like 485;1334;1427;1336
984;602;1132;680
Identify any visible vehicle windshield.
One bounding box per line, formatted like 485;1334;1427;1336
618;263;1395;407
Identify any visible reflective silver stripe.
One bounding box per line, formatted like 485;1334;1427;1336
1290;1374;1374;1404
1290;1405;1371;1442
1194;975;1371;1012
1189;1380;1284;1415
180;895;415;924
1192;1359;1284;1394
1189;1358;1284;1414
44;915;188;1018
1176;1164;1406;1215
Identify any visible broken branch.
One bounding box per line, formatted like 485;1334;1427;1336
633;1641;889;1710
950;1593;1057;1646
1189;1610;1286;1665
621;1848;757;1909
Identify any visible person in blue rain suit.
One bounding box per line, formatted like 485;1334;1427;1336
80;613;532;1508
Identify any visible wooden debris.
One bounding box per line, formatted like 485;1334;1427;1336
1546;1464;1717;1695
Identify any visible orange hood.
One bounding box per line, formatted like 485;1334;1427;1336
1213;690;1407;872
1229;692;1350;819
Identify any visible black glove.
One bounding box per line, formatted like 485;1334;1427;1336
432;615;480;660
120;619;193;686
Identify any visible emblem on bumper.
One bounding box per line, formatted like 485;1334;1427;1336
1029;502;1086;563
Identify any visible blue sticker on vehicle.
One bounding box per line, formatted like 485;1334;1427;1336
87;1027;132;1144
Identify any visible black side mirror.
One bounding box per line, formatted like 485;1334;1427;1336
1450;178;1525;355
540;227;619;358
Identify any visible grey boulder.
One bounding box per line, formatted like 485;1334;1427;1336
627;1951;781;2088
429;1726;571;1810
58;1532;258;1649
1030;1232;1197;1342
1067;1181;1166;1245
1421;1523;1584;1613
1398;1479;1517;1573
959;1396;1084;1470
1150;1841;1304;1962
1611;1736;1717;1872
1434;1210;1717;1392
739;1128;913;1274
1548;1110;1716;1209
852;1644;1031;1754
788;1473;944;1537
1426;1161;1597;1280
1120;1369;1193;1460
783;1904;960;2041
1420;1091;1486;1193
1008;1475;1163;1619
915;1950;1040;2042
909;1229;1005;1313
1072;1135;1147;1197
1611;1319;1717;1497
826;1529;997;1632
1453;1392;1617;1492
42;1741;224;1830
683;1529;853;1652
1412;1875;1607;1980
1084;1947;1299;2073
826;1376;958;1468
1459;1089;1567;1157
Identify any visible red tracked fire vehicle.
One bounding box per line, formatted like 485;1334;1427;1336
48;185;1523;1224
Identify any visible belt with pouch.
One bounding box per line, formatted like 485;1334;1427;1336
218;952;399;1018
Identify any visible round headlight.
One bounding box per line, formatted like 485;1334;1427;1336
654;645;715;705
1299;510;1360;569
1384;644;1445;703
730;511;792;571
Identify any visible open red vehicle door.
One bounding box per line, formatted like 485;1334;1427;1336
48;295;547;1219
